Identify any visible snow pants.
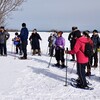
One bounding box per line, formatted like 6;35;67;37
77;63;87;87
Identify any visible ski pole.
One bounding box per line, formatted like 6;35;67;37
48;56;52;68
13;44;17;59
64;47;68;86
99;51;100;79
70;61;76;74
46;46;49;55
98;48;100;79
11;41;14;54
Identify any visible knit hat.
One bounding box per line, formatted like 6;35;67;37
82;31;90;38
72;26;78;31
15;32;18;35
93;30;98;33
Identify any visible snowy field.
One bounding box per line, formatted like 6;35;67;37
0;32;100;100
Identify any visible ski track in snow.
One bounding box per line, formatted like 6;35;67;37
0;32;100;100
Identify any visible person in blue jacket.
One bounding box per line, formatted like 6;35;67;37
19;23;29;59
12;32;22;55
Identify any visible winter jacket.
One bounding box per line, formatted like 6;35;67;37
55;36;65;49
20;27;29;42
13;35;21;46
0;31;10;44
68;32;76;49
91;34;100;50
48;36;53;47
48;35;57;47
29;33;42;50
67;36;93;63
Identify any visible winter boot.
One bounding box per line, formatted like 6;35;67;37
54;61;60;67
19;56;27;59
94;63;98;68
86;68;91;76
33;50;36;55
86;72;91;76
38;50;41;56
61;62;66;69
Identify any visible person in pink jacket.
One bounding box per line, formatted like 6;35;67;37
66;31;92;89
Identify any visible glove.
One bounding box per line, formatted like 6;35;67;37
65;50;68;53
59;45;63;48
65;50;70;54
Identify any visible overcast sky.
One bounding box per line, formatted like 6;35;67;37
6;0;100;31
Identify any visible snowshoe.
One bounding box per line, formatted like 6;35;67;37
70;82;94;90
18;57;32;60
70;78;92;85
60;64;66;69
19;56;27;59
52;63;60;68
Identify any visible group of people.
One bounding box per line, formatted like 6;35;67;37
48;27;100;89
0;24;100;89
68;27;100;75
0;23;29;59
0;23;42;60
13;23;42;59
12;23;29;59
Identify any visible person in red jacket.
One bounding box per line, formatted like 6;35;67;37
66;31;92;88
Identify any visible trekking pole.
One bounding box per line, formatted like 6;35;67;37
99;51;100;79
11;41;14;54
46;46;49;55
98;48;100;79
70;61;76;74
48;56;52;68
14;45;17;59
64;47;68;86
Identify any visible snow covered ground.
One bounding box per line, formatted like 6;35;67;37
0;32;100;100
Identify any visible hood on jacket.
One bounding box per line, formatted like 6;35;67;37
78;36;91;44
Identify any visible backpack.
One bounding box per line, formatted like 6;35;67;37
14;41;19;45
84;42;93;58
13;37;20;45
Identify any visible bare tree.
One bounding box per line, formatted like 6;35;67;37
0;0;26;25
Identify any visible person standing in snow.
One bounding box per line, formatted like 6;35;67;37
29;29;42;56
91;30;100;68
54;31;65;69
68;26;78;61
12;32;22;55
0;26;10;56
82;31;93;76
48;33;53;56
66;30;92;88
19;23;29;59
48;31;57;56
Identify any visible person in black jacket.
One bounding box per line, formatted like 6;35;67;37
68;27;80;61
48;33;53;56
19;23;29;59
29;29;42;56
